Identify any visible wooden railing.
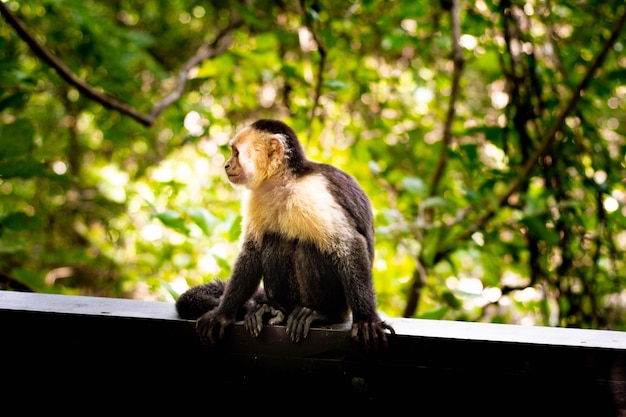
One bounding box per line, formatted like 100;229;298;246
1;289;624;415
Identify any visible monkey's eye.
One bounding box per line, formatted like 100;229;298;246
231;148;239;157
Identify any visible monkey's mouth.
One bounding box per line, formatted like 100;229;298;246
227;174;243;183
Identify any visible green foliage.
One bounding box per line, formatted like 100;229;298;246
1;0;625;331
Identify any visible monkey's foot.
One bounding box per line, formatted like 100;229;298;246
196;311;234;347
243;303;285;337
285;306;327;343
351;319;395;352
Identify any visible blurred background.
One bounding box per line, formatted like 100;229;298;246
1;0;625;330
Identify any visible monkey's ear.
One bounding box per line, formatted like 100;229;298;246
268;136;285;160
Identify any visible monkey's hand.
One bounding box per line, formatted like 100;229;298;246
285;306;327;343
351;319;395;352
195;310;235;347
243;304;285;337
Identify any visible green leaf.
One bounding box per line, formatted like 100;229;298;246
187;207;217;236
0;159;48;179
0;119;35;159
196;54;235;78
401;176;428;196
519;216;560;245
421;226;443;266
0;212;43;231
212;253;231;271
228;214;242;241
417;306;448;320
152;210;189;235
0;92;30;112
324;79;351;90
442;290;462;309
421;196;449;209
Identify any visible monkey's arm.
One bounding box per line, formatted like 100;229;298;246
343;237;395;352
196;241;263;346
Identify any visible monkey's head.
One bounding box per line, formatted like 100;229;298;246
225;119;307;190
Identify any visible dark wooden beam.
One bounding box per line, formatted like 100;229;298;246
1;290;624;415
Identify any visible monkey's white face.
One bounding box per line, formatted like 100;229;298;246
225;130;257;188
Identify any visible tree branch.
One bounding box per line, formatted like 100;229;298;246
479;4;626;232
429;0;464;196
0;3;240;127
405;0;464;317
436;4;626;263
299;0;327;144
149;14;242;120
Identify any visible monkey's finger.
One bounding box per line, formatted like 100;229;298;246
244;306;263;337
285;307;301;337
197;316;219;347
377;328;389;350
351;323;360;344
361;324;372;352
383;321;396;335
352;322;373;352
217;322;228;343
243;314;256;336
286;307;307;341
369;324;381;352
267;307;285;325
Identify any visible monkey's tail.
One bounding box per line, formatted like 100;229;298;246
175;279;226;319
175;279;268;320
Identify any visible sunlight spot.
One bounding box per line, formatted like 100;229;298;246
458;277;483;295
523;3;534;15
198;253;219;274
604;196;619;213
483;287;502;303
418;67;434;80
52;161;67;175
152;163;173;182
142;223;163;241
481;142;508;169
178;11;191;24
171;277;190;294
491;91;509;109
259;84;277;108
514;287;541;303
298;26;317;52
446;276;459;290
184;111;205;136
98;165;128;203
475;0;488;12
374;258;388;271
192;6;205;18
414;86;434;104
471;231;484;246
593;170;607;184
616;231;626;251
459;34;477;50
501;270;529;287
401;19;417;34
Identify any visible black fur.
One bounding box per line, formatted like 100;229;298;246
176;278;267;320
175;119;393;350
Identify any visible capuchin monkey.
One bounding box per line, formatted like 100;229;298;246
176;119;394;352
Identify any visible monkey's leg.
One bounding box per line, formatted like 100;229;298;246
243;304;285;337
285;306;329;343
